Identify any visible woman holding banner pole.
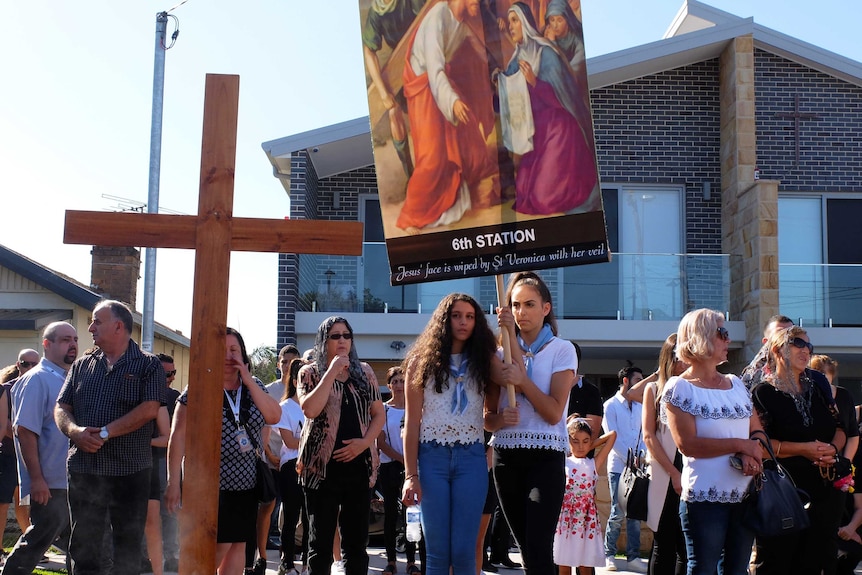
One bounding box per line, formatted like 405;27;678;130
488;271;577;575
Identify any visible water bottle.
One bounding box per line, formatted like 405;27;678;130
406;503;422;542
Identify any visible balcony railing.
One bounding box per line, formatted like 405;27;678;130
298;247;731;322
780;263;862;327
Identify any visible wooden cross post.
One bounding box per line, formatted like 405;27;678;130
63;74;363;574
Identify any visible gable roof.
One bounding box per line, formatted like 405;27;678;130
0;244;190;347
261;0;862;186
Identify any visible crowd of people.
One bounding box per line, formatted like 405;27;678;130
3;279;862;575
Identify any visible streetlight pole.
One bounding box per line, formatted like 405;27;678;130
141;11;168;352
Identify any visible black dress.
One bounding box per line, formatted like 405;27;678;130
751;372;845;575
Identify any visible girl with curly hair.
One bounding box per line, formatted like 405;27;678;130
401;293;506;575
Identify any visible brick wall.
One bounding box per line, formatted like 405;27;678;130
590;59;723;255
754;49;862;191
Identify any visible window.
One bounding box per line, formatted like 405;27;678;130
779;195;862;326
561;186;683;320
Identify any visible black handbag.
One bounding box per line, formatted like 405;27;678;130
618;429;649;521
742;430;810;537
246;422;278;504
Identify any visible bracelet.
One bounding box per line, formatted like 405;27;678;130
405;474;419;480
776;441;782;457
829;443;839;456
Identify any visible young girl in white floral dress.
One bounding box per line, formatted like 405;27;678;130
554;415;616;575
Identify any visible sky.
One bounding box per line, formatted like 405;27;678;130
1;0;860;350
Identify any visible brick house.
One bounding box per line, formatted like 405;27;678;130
261;0;862;393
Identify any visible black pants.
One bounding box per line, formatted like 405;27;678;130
648;480;685;575
303;463;371;575
280;459;309;565
68;469;150;575
378;461;425;567
493;447;565;575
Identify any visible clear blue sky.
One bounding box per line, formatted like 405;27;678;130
1;0;859;350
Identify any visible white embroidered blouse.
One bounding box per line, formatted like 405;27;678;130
661;375;754;504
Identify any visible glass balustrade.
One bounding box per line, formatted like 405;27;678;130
780;263;862;327
297;247;732;322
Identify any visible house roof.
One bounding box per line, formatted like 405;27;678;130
261;0;862;189
0;309;73;331
0;244;190;347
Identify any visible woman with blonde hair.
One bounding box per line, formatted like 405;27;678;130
664;309;762;575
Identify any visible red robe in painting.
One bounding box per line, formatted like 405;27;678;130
397;2;498;231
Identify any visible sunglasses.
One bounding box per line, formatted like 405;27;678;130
18;361;37;368
716;326;730;341
165;370;177;377
790;337;814;354
327;333;353;341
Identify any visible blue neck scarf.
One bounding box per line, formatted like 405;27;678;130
449;354;469;415
517;324;554;378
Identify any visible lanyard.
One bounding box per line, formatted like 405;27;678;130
224;387;243;427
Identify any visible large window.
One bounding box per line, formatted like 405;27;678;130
779;196;862;326
561;186;683;320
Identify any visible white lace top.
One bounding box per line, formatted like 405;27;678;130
661;375;753;504
491;337;577;452
419;354;484;445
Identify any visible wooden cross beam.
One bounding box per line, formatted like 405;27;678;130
64;74;363;575
775;93;821;165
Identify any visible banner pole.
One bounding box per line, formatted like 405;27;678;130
495;275;517;406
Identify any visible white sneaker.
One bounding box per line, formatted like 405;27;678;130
605;557;617;571
332;560;345;575
626;559;645;573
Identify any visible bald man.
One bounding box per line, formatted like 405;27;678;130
4;322;79;574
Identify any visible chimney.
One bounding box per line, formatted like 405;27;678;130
90;246;141;309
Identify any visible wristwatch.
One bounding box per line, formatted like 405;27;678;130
99;426;110;440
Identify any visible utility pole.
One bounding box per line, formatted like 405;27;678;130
142;11;169;352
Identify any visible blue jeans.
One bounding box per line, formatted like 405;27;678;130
418;441;487;575
604;471;641;560
679;500;753;575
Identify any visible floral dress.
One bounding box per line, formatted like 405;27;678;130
553;455;604;567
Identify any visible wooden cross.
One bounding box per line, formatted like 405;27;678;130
63;74;363;575
774;93;820;165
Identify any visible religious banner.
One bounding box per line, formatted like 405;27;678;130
357;0;609;285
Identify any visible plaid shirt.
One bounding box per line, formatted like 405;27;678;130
58;340;165;476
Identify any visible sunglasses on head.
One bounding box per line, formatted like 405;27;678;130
327;333;353;341
18;361;37;368
790;337;814;354
716;326;730;341
165;370;177;377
